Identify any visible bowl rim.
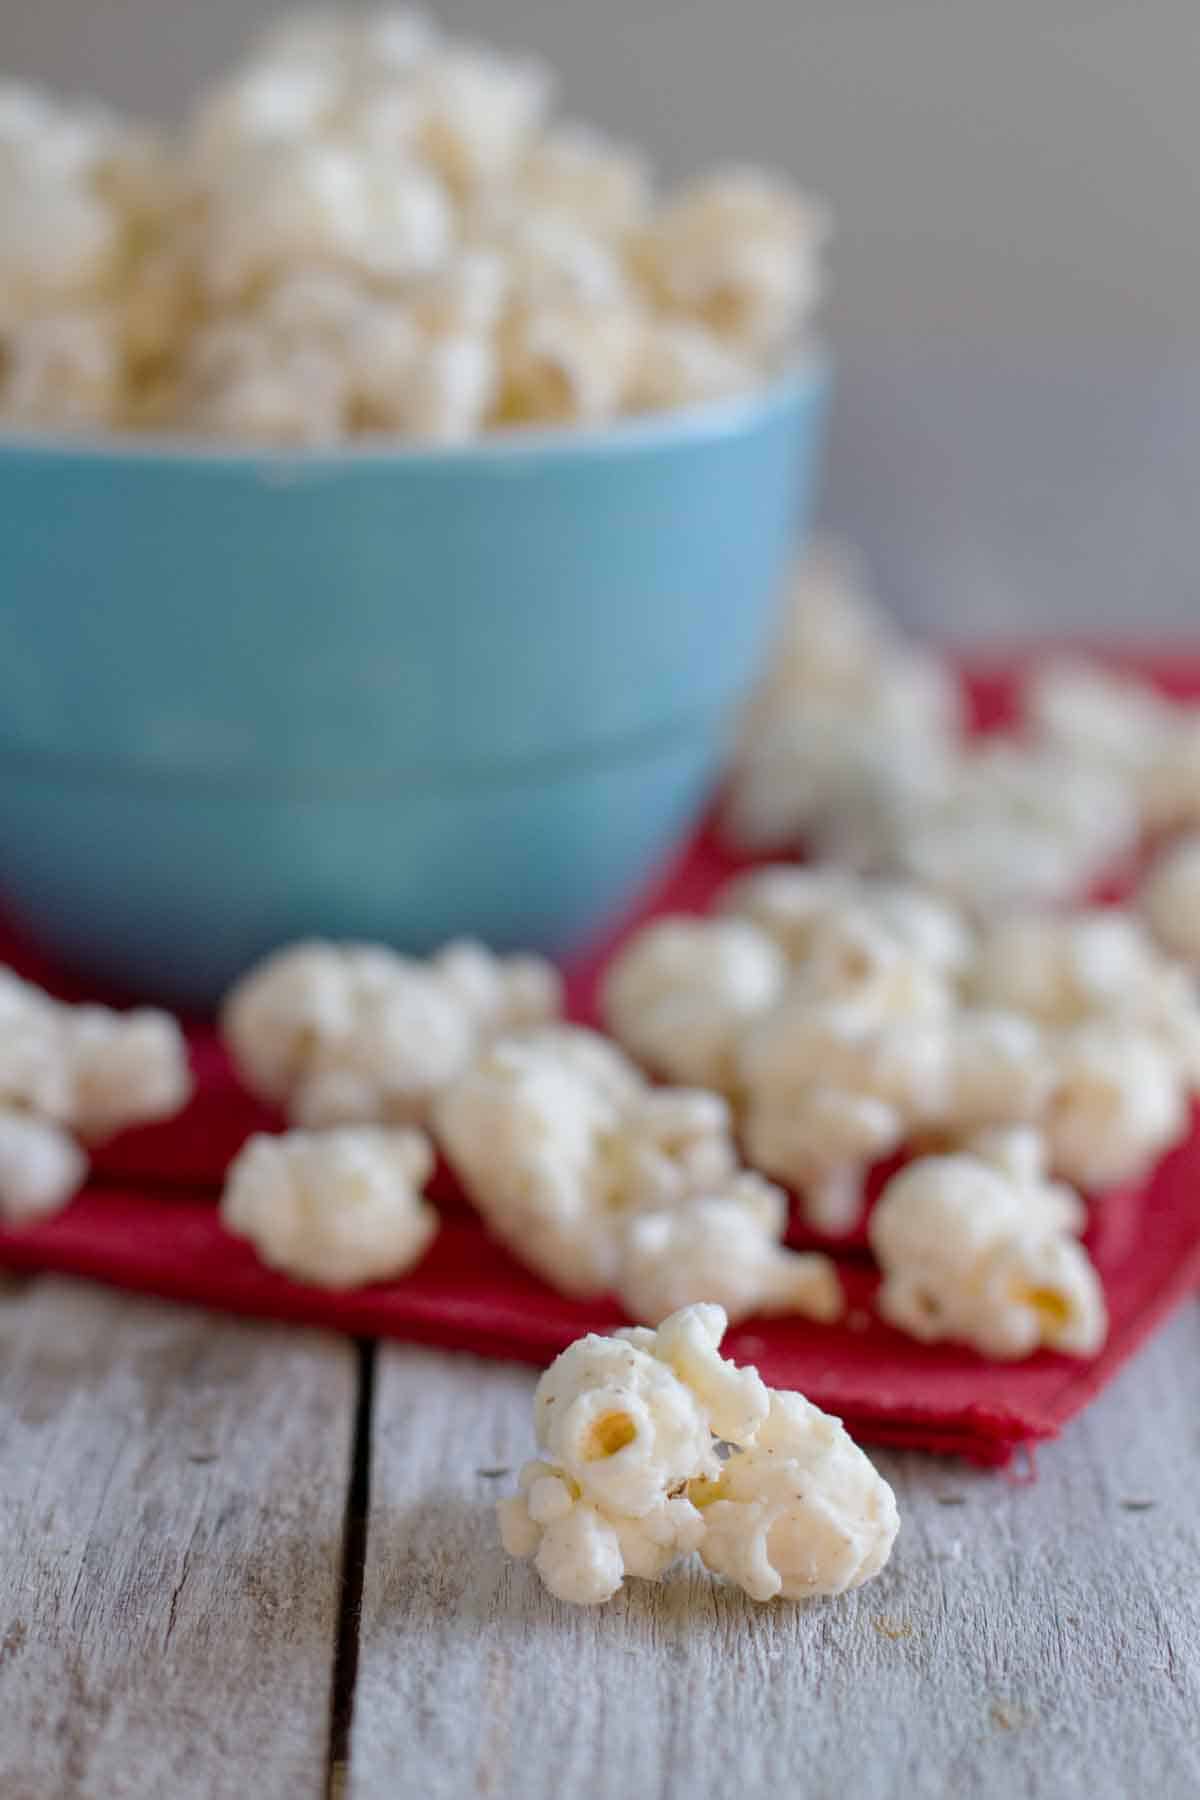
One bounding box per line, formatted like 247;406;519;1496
0;350;827;470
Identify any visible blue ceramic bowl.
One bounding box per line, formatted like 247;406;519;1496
0;361;827;1006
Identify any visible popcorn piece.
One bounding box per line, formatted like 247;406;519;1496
0;310;124;429
0;968;191;1143
198;140;453;300
600;915;787;1090
720;865;973;980
62;1004;193;1142
1044;1023;1187;1191
617;1175;843;1328
221;937;561;1127
635;166;826;355
497;299;641;425
939;1009;1051;1132
1026;657;1171;784
738;974;950;1231
393;332;496;440
969;909;1200;1081
625;319;753;413
515;125;650;235
434;1026;737;1295
0;1111;87;1224
698;1389;899;1601
500;1304;895;1605
416;43;553;198
870;1150;1107;1359
220;1123;437;1287
1140;835;1200;966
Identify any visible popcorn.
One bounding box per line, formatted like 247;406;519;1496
697;1389;899;1601
1028;658;1200;835
1044;1023;1187;1191
0;1111;87;1225
499;1304;896;1605
939;1009;1051;1132
616;1175;843;1327
720;864;973;978
197;140;453;300
869;1147;1107;1359
1140;835;1200;965
0;310;125;429
415;43;554;197
434;1026;737;1295
724;551;960;857
391;331;496;440
220;1124;438;1287
600;915;787;1090
221;937;561;1127
737;967;951;1230
893;743;1139;915
0;968;191;1144
497;299;641;424
514;126;650;235
634;166;826;355
625;319;753;413
0;969;190;1223
968;909;1200;1079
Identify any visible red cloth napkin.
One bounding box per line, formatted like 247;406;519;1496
3;656;1200;1466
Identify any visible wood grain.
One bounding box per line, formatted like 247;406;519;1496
351;1302;1200;1800
0;1277;357;1800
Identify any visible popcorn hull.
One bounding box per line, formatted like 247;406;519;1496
0;363;827;1005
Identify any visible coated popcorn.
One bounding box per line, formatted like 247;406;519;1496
869;1145;1107;1359
1140;835;1200;966
221;937;561;1128
0;1111;87;1225
221;1123;438;1287
433;1026;738;1295
499;1304;897;1606
697;1389;899;1602
617;1174;843;1327
0;967;192;1222
1;14;826;440
600;915;787;1090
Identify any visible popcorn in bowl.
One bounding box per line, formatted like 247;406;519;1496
498;1303;898;1605
0;11;827;441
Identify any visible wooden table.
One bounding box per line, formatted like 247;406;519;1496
2;1272;1197;1800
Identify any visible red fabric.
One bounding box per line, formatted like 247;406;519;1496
3;656;1200;1467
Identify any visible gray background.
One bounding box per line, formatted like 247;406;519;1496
6;0;1199;637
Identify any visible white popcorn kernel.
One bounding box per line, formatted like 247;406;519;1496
498;299;641;425
870;1151;1107;1360
625;318;753;413
940;1009;1051;1132
1045;1023;1187;1191
0;106;126;303
395;332;496;441
220;1124;437;1288
416;44;553;197
404;249;510;338
515;125;650;235
1140;835;1200;966
200;141;452;300
501;1305;894;1605
491;210;630;310
222;937;557;1128
963;1125;1087;1234
617;1176;843;1328
189;60;340;165
433;1026;737;1296
968;908;1200;1081
698;1389;899;1602
63;1005;192;1143
0;1111;87;1225
0;969;191;1144
1026;658;1172;786
534;1324;719;1514
600;915;787;1090
636;166;827;354
0;311;124;429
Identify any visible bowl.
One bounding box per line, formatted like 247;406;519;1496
0;360;828;1007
